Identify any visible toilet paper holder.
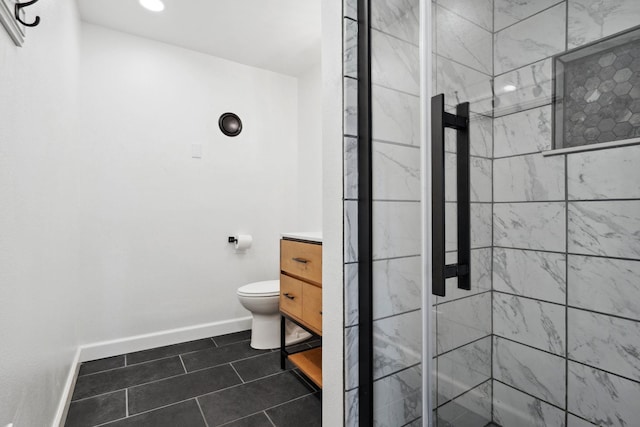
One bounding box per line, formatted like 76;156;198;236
228;234;253;252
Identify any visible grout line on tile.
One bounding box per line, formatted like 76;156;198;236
445;150;494;161
372;138;422;150
568;358;640;386
372;362;422;383
93;398;202;427
77;355;183;378
215;392;317;427
493;55;554;79
493;245;640;263
493;102;553;121
433;289;493;307
492;290;565;308
211;338;252;349
78;358;127;378
401;417;422;427
124;354;127;367
497;294;640;327
125;389;129;417
196;397;211;427
261;391;320;416
179;355;187;374
492;378;565;412
567;411;600;426
93;415;128;427
370;25;419;49
494;197;640;204
433;335;492;360
229;363;245;383
74;359;258;404
493;150;555;161
264;411;277;427
72;388;129;404
494;335;564;359
182;350;275;374
494;1;565;34
371;198;423;203
106;343;219;370
434;52;493;79
370;81;420;99
372;307;421;322
435;2;493;33
196;370;297;401
434;378;492;410
372;254;422;261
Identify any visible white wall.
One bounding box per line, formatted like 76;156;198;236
77;23;309;343
297;64;323;230
0;1;82;426
320;0;345;424
0;9;323;425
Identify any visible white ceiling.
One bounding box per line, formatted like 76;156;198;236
77;0;321;77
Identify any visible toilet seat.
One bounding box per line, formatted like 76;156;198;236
237;280;279;297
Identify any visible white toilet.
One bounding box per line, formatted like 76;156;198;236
237;280;311;349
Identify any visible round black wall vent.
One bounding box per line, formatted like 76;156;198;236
218;112;242;137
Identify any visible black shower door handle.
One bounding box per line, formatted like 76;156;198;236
431;94;471;297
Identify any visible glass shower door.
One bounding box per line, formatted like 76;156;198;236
429;1;494;424
348;0;640;425
428;1;640;426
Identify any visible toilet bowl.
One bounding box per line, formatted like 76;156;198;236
237;280;311;349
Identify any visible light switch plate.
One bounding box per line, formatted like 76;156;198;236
191;144;202;159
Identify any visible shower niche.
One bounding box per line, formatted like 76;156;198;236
553;26;640;149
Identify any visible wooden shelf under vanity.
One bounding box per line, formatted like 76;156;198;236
288;347;322;388
279;235;322;389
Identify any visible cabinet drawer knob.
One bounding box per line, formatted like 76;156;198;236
283;293;295;300
292;257;309;264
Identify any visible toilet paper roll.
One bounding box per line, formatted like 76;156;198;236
234;234;253;251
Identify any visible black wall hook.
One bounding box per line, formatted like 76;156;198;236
15;0;41;28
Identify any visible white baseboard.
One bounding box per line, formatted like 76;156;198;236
52;316;252;426
78;317;252;362
52;347;81;427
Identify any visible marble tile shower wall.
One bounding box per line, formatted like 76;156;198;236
492;1;640;426
346;0;640;426
433;1;494;426
373;0;422;425
343;2;359;426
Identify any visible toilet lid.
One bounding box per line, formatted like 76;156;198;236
237;280;280;297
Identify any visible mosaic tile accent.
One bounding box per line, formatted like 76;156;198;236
556;29;640;148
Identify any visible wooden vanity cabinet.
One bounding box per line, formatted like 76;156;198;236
279;237;322;388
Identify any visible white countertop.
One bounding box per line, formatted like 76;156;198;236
281;231;323;243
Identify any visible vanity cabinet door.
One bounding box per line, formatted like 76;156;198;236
280;274;303;319
280;240;322;285
302;283;322;334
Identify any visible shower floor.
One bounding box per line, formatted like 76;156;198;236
64;330;321;427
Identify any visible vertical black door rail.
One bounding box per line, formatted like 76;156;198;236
431;94;471;296
357;0;373;426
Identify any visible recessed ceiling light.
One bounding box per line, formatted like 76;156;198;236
503;84;517;92
139;0;165;12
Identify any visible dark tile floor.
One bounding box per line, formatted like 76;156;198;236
65;330;322;427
